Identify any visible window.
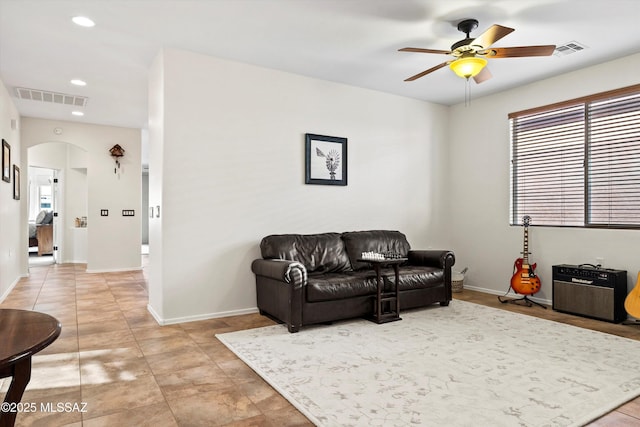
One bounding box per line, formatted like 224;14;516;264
510;84;640;228
39;185;52;209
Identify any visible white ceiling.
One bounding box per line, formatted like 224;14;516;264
1;0;640;130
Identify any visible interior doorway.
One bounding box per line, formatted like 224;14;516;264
27;141;89;269
28;166;56;267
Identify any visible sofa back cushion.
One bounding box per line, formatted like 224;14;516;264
342;230;411;270
260;233;352;274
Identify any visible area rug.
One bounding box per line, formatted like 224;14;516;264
216;300;640;427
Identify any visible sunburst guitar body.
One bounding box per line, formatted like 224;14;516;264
510;216;541;296
511;258;541;295
624;272;640;319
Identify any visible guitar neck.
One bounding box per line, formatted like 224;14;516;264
522;226;529;265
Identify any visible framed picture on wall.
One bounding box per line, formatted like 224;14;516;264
305;133;347;186
2;139;9;183
13;165;20;200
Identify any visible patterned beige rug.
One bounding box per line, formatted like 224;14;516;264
217;300;640;427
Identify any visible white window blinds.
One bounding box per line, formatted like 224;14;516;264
510;84;640;228
588;93;640;226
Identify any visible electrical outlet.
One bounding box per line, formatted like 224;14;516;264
122;210;135;216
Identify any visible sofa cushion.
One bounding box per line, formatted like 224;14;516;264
260;233;351;274
387;266;444;291
342;230;411;270
36;210;47;224
306;266;443;302
306;271;377;302
42;211;54;224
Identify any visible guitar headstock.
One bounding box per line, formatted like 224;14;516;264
522;215;531;227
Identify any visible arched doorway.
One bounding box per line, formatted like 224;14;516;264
27;142;88;268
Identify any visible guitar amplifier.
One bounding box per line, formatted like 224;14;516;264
552;264;627;323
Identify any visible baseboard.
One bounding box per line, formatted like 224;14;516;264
147;304;259;326
146;303;163;325
0;275;24;304
464;284;552;306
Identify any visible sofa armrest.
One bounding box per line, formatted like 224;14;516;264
408;250;455;269
251;259;308;284
409;250;455;303
251;259;307;333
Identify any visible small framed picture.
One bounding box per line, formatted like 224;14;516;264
2;139;10;183
305;133;347;186
13;165;20;200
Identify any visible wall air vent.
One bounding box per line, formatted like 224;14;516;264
554;41;588;57
14;87;88;107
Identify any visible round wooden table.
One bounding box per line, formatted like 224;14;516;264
0;309;61;427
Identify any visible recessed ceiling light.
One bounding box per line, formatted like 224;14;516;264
72;16;95;27
71;111;84;116
70;79;86;86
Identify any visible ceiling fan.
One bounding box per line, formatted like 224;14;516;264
399;19;556;83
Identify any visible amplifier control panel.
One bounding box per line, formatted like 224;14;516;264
553;264;626;288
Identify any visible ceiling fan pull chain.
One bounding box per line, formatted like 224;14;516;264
465;78;471;107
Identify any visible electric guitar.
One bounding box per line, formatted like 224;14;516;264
624;272;640;319
510;215;541;295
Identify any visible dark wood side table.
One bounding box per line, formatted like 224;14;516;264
358;258;407;324
0;309;61;427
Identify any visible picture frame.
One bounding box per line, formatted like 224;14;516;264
305;133;347;186
13;165;20;200
2;139;9;183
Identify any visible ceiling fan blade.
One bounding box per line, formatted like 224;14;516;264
473;67;492;84
399;47;451;55
483;45;556;58
471;24;515;49
404;61;449;81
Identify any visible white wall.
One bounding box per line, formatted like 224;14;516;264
449;53;640;303
0;78;22;301
141;128;149;244
20;118;142;273
148;50;166;319
148;48;449;323
141;172;149;244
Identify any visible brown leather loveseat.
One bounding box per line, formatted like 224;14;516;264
251;230;455;332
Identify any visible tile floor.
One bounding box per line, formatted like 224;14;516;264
0;262;307;426
1;261;640;426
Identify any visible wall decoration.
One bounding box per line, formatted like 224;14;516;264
13;165;20;200
305;133;347;186
109;144;125;177
2;139;10;183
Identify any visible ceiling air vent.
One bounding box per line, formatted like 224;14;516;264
14;87;88;107
554;41;588;57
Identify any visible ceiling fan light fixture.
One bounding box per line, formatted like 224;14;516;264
449;56;487;79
